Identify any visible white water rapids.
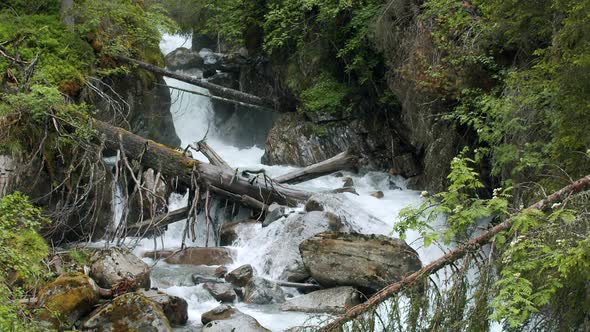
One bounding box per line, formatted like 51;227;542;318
115;34;452;331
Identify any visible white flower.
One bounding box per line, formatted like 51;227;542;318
551;202;562;209
420;191;429;198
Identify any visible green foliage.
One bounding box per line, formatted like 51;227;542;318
0;192;50;331
396;148;510;246
300;73;351;114
0;13;95;88
0;0;60;15
74;0;176;62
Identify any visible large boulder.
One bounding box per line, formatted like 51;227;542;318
82;292;172;332
89;247;150;290
36;273;100;329
164;47;204;70
300;232;422;293
233;210;355;282
201;305;270;332
203;282;237;303
137;289;188;326
143;247;235;266
224;264;254;287
281;286;361;314
243;277;285;304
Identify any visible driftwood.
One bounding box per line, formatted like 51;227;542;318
165;84;270;112
273;280;321;291
319;174;590;332
92;118;312;207
126;206;188;233
195;141;231;169
114;56;273;110
274;150;358;185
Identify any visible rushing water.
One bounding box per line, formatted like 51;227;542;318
113;34;452;331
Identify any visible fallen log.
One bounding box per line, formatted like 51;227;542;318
273;280;321;291
209;185;269;212
274;150;359;185
126;206;189;233
318;174;590;331
195;141;231;169
164;83;270;112
92;118;312;206
114;56;273;110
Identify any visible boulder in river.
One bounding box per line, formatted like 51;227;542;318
137;289;188;326
89;247;151;290
201;305;270;332
164;47;204;70
203;282;237;303
36;273;100;329
280;286;361;314
82;292;172;332
300;232;422;293
225;264;254;287
243;277;286;304
143;247;235;266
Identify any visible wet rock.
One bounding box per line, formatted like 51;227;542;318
237;210;356;282
219;220;258;246
143;247;235;266
36;273;100;329
342;177;354;188
262;203;287;227
243;277;285;304
214;266;228;278
165;47;204;70
203;282;237;303
137;289;188;325
83;292;172;332
304;193;387;233
391;153;421;178
201;305;270;332
304;199;324;212
280;286;361;314
89;247;150;290
152;265;215;287
370;191;384;199
300;232;422;293
225;264;254;287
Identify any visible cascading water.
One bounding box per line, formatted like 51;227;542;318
118;34;449;331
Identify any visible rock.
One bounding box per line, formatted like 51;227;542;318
234;210;356;282
243;277;285;304
219;220;258;246
304;199;324;212
89;247;150;290
164;47;204;70
83;292;172;332
203;282;237;303
36;273;100;329
280;286;361;314
342;177;354;188
391;153;420;178
0;155;15;196
262;203;287;227
201;305;270;332
137;289;188;325
143;247;235;266
152;265;216;287
225;264;254;287
370;191;384;199
192;275;225;285
300;232;422;293
214;266;228;278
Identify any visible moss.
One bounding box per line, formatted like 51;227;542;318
36;272;99;329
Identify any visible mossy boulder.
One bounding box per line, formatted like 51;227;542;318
82;292;172;332
137;289;188;326
201;305;270;332
36;272;100;329
89;247;150;290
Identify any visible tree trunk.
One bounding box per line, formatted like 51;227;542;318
274;150;358;185
114;56;273;110
195;141;231;169
92;119;311;206
318;174;590;331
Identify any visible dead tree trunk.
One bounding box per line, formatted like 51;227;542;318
274;150;358;185
195;141;231;169
114;56;273;110
318;174;590;332
92;119;311;207
126;206;188;233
